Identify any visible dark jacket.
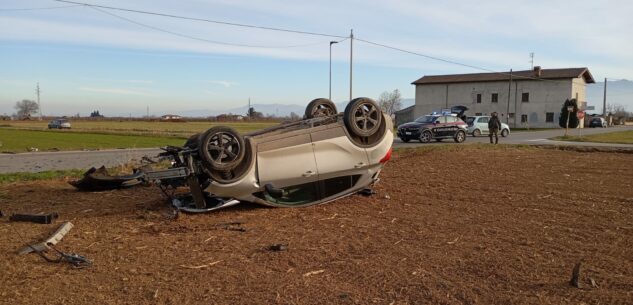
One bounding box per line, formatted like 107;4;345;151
488;116;501;130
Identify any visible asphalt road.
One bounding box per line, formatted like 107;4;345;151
1;126;632;173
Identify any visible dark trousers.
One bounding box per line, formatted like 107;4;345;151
489;128;499;144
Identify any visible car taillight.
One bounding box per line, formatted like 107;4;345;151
380;147;392;164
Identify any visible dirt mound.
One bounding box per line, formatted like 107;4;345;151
1;146;632;304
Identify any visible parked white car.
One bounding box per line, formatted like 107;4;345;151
466;116;510;137
48;118;71;129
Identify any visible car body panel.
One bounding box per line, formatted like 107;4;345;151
204;113;393;208
466;116;510;136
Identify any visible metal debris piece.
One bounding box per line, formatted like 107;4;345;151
31;244;92;268
0;210;4;217
10;213;58;224
18;222;74;255
570;262;582;288
358;188;375;196
589;277;599;288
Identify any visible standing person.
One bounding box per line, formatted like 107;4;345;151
488;112;501;144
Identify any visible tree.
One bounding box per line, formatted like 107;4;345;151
90;110;104;118
606;103;628;118
289;112;301;121
14;99;39;119
558;98;579;131
377;89;402;116
247;106;263;119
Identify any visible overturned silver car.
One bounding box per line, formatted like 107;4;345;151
73;97;393;212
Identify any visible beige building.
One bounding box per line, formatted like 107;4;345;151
409;67;595;128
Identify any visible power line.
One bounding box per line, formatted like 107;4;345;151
55;0;347;38
355;37;560;83
0;4;81;11
90;7;336;49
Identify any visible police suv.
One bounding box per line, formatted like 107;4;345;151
397;112;468;143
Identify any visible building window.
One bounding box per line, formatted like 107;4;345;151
475;112;482;116
508;113;515;119
491;93;498;103
522;92;529;102
521;114;528;123
476;94;482;104
546;112;554;122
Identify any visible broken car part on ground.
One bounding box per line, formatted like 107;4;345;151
70;97;394;212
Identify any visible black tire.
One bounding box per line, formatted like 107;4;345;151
198;126;245;171
304;98;337;119
343;97;382;137
501;129;509;137
401;138;410;143
454;130;466;143
472;129;481;137
419;130;432;143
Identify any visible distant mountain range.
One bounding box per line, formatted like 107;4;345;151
179;98;416;118
173;80;632;118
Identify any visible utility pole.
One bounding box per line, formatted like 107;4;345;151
36;82;42;120
248;97;251;119
146;106;149;118
506;69;512;124
529;52;534;69
349;29;353;102
602;77;607;116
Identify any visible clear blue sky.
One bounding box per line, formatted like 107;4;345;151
1;0;632;116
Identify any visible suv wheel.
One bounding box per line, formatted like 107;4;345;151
501;129;509;137
419;130;432;143
454;130;466;143
472;129;481;137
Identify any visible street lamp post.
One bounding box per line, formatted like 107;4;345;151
329;41;338;100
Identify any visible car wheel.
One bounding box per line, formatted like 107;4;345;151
454;130;466;143
419;130;432;143
198;126;245;171
472;129;481;137
304;98;337;119
501;129;509;137
401;137;410;143
343;97;383;137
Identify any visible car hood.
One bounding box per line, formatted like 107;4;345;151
398;122;428;129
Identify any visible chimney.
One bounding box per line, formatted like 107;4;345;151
533;66;542;77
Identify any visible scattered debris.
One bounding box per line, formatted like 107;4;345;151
267;244;288;252
27;147;39;152
10;213;59;224
69;166;143;191
303;269;325;277
358;188;375;196
180;260;222;269
383;194;391;200
589;277;599;288
216;222;246;232
31;244;92;268
0;210;4;217
18;222;74;255
570;262;582;288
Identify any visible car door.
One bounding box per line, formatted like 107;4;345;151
477;117;489;134
311;124;370;181
256;132;320;203
431;116;447;137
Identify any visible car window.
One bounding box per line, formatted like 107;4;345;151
414;116;438;123
478;117;489;123
322;175;361;198
466;117;475;125
258;182;319;205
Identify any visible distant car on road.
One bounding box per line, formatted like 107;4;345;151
589;117;607;128
48;118;71;129
466;116;510;137
397;113;468;143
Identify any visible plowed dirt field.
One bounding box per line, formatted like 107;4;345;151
1;146;632;305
